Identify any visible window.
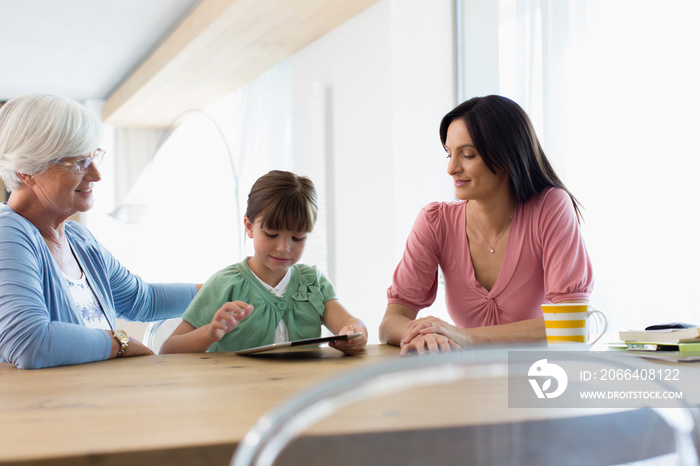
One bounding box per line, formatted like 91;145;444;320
461;0;700;330
90;62;293;284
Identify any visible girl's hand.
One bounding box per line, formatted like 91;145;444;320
207;301;253;342
329;324;368;356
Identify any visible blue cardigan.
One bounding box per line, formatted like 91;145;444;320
0;203;197;369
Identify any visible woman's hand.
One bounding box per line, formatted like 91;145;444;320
399;316;462;356
399;333;461;356
329;323;368;356
207;301;254;342
400;316;449;346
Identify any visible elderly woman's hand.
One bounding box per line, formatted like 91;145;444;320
108;333;154;359
122;338;155;357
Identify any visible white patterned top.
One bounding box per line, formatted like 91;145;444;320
62;271;110;330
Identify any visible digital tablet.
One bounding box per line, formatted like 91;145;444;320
234;333;363;355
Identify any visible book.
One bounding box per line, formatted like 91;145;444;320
621;351;700;362
622;341;700;362
625;342;700;352
618;327;700;344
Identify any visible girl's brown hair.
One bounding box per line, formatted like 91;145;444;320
245;170;318;232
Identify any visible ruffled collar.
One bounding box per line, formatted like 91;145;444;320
250;266;291;298
238;259;325;316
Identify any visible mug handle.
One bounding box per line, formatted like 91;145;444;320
586;309;608;345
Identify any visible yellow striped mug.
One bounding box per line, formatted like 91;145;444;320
541;303;607;345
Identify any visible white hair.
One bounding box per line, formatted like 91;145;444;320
0;93;102;192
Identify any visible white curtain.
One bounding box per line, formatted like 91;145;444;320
112;128;164;209
463;0;700;331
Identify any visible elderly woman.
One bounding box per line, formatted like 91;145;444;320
0;93;198;369
380;95;593;356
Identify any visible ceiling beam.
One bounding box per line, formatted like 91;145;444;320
102;0;380;128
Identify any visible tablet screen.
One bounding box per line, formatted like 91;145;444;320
234;333;362;355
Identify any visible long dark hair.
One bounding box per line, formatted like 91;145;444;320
439;95;581;220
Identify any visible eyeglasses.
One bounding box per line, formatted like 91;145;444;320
54;148;106;174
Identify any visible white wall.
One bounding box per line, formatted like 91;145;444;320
88;0;459;343
290;0;455;340
86;0;700;344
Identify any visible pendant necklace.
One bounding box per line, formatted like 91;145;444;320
470;206;514;254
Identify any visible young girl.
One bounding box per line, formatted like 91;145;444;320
160;170;368;355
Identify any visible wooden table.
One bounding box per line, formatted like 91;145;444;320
0;345;400;466
1;345;695;465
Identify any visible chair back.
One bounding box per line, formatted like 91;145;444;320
143;318;182;352
231;346;699;466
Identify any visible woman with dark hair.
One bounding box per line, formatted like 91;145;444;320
379;95;593;356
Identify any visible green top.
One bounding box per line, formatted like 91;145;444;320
182;259;337;352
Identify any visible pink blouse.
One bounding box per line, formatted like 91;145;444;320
387;188;593;328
